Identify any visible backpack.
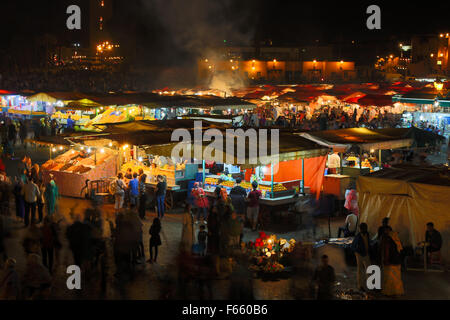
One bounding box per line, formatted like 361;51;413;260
109;179;124;195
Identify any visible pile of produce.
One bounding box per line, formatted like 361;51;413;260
41;149;113;174
259;184;287;191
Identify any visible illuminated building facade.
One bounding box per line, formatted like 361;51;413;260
409;33;449;77
198;58;356;82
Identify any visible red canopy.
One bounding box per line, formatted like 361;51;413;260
357;94;393;107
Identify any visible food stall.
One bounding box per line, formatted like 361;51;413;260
142;130;329;223
0;92;47;118
40;145;118;198
299;128;415;199
118;151;199;209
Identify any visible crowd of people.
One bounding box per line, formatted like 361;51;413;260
334;214;444;298
1;69;144;93
242;104;402;131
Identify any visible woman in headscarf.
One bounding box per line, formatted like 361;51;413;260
44;174;59;216
379;226;404;296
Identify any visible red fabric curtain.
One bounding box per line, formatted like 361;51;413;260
261;156;327;199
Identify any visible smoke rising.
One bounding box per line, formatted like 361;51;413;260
141;0;258;90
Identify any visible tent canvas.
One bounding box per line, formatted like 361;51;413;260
357;167;450;265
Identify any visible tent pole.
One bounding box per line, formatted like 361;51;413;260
270;163;274;198
378;149;382;169
359;147;362;174
301;158;305;194
339;152;343;174
202;160;205;185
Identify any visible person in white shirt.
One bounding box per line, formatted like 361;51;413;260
21;176;40;227
338;212;358;238
327;152;341;174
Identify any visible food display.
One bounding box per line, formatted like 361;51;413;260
86;106;142;127
120;157;194;187
204;174;291;199
41;148;118;198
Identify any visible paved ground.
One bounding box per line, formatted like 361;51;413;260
0;141;448;300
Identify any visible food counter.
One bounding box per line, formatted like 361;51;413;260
41;148;117;198
120;159;198;209
203;174;297;199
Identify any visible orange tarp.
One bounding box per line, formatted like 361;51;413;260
257;156;327;198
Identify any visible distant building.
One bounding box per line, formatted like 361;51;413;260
409;33;449;77
197;57;356;83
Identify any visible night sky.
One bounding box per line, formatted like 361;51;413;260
1;0;449;68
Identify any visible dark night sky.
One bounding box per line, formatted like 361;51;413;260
1;0;449;67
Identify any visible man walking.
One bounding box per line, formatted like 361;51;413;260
21;176;40;227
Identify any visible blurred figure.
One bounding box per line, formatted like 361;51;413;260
379;227;404;296
424;222;442;254
37;179;45;223
180;204;194;254
246;181;261;231
19;120;28;147
228;254;254;300
155;175;167;219
21;176;40;227
197;225;207;256
128;172;139;209
313;254;336;300
66;215;93;269
229;178;247;217
44;174;59;216
351;223;372;291
0;258;20;300
138;174;147;219
148;218;162;263
22;222;41;256
40;216;59;274
23;253;52;300
114;173;126;215
424;222;442;265
192;182;208;223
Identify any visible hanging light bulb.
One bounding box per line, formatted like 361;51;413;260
100;148;105;153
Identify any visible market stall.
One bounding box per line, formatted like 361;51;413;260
0;92;47;118
40;146;118;198
141;130;329;225
298;128;415;199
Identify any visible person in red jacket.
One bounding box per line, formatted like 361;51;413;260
192;182;209;224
